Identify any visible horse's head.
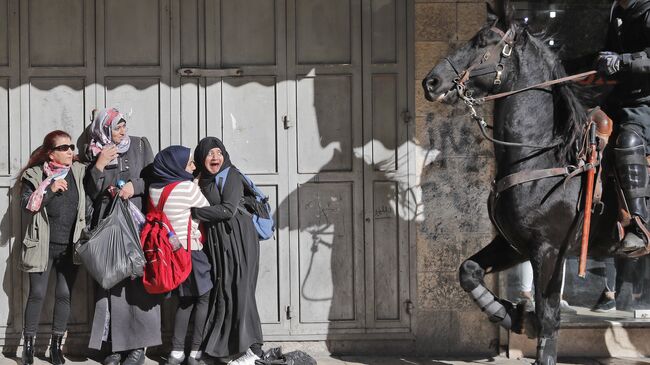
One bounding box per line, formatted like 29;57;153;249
422;2;518;104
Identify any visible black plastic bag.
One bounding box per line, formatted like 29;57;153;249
255;348;317;365
283;351;317;365
75;197;145;290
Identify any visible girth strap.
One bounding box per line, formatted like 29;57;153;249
495;167;575;195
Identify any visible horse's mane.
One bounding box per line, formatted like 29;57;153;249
518;27;589;163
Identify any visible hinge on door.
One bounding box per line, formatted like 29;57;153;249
405;300;414;315
401;110;412;124
282;115;293;130
285;305;292;320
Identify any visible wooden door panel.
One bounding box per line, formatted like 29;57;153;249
297;182;356;323
221;0;277;66
104;0;160;67
296;75;354;174
0;0;7;67
222;77;279;174
28;0;84;67
29;78;87;146
296;0;352;64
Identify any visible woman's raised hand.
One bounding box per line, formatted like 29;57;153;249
95;145;119;171
50;179;68;193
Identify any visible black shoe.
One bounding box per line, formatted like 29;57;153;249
50;334;65;365
103;352;122;365
592;291;617;312
22;335;34;365
123;348;145;365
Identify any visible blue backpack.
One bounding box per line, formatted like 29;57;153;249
215;167;275;241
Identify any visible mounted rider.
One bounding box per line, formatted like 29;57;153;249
597;0;650;253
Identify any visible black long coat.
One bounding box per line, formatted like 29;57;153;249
193;168;263;358
84;136;162;352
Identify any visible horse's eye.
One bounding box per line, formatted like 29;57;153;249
477;35;488;48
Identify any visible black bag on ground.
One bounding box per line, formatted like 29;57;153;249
255;348;317;365
75;197;145;290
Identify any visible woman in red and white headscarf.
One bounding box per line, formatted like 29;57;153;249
84;107;159;365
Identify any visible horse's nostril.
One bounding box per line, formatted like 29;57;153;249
425;77;440;93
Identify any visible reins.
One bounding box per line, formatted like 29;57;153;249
456;66;597;150
479;70;597;103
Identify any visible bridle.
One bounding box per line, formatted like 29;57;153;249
444;26;597;150
450;26;515;100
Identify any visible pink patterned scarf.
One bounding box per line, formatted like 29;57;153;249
26;161;70;212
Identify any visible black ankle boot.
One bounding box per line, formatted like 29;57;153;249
103;352;121;365
123;348;145;365
22;335;34;365
50;333;65;365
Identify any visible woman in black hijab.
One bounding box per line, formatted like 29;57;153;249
191;137;263;364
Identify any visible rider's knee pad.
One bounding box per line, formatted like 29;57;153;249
616;130;645;149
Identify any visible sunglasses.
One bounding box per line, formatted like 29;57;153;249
52;144;76;152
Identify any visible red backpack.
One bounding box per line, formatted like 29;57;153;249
140;182;192;294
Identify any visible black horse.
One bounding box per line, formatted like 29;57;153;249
422;3;635;365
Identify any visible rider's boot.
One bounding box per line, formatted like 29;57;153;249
615;130;649;253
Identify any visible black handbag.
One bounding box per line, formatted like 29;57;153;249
75;197;145;290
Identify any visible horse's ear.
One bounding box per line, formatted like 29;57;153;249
503;1;516;26
486;2;499;24
486;1;509;28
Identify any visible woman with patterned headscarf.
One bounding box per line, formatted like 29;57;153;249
83;107;159;365
191;137;263;365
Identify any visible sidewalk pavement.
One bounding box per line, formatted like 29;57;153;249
1;356;650;365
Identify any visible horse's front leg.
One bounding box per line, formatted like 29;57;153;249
459;234;529;332
531;245;564;365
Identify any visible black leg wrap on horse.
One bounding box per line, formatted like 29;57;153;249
459;260;513;329
535;337;558;365
468;285;513;329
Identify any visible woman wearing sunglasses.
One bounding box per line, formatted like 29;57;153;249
19;130;87;365
84;108;158;365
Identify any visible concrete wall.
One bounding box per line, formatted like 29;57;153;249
414;0;500;356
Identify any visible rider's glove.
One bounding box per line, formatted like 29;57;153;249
597;51;623;76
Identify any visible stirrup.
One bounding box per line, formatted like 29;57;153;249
619;216;650;258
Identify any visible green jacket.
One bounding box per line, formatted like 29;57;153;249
20;161;87;272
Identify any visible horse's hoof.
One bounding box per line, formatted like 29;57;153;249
510;299;536;337
523;310;538;339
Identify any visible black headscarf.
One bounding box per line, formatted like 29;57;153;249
150;145;194;189
194;137;233;183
